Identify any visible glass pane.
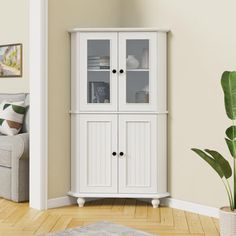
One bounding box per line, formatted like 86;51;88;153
87;71;110;103
87;40;110;70
126;40;149;69
87;40;110;103
126;40;149;103
126;71;149;103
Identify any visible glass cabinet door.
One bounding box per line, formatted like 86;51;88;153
79;33;117;111
118;33;157;111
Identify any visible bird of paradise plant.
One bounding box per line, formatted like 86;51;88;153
192;71;236;211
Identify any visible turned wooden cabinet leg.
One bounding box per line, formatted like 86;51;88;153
77;197;85;207
151;198;160;208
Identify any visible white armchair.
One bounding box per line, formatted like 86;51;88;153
0;93;29;202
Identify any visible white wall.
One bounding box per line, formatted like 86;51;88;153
121;0;236;207
48;0;121;198
0;0;29;92
48;0;236;208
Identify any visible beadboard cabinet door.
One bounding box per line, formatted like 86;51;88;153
79;115;118;193
118;115;157;193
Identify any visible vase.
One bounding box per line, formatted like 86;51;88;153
126;55;140;69
141;48;149;69
219;207;236;236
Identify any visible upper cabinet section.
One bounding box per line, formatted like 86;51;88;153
70;29;167;112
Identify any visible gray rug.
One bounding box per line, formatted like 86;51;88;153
42;221;153;236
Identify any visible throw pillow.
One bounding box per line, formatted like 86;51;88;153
0;101;26;136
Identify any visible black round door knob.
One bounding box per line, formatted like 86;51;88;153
119;69;124;74
112;152;117;156
119;152;124;156
112;69;117;74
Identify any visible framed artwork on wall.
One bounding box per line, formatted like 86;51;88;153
0;43;22;77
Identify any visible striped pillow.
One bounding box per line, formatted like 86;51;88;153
0;101;26;136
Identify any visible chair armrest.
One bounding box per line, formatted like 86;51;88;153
0;133;29;202
17;133;29;160
0;133;29;161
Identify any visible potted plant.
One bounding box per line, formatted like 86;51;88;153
192;71;236;236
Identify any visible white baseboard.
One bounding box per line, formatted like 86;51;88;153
47;196;77;209
47;196;219;218
161;198;219;218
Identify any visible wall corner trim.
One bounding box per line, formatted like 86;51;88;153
47;196;77;209
29;0;48;210
161;198;219;218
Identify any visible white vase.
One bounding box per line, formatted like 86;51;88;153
141;48;149;69
220;207;236;236
126;55;140;69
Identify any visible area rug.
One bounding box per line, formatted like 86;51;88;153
42;221;154;236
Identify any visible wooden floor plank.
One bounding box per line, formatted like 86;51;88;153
199;215;219;236
14;209;41;229
4;206;29;225
186;211;204;234
135;201;148;218
111;198;126;212
147;206;161;223
101;198;115;209
67;218;84;228
173;209;189;232
213;217;220;233
0;198;219;236
50;215;72;232
0;204;18;222
160;207;174;226
23;212;49;232
123;199;136;216
35;214;60;235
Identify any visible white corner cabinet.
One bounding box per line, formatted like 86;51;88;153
68;28;169;208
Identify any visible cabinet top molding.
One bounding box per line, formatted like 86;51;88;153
68;28;170;33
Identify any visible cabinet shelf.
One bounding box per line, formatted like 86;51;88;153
126;69;149;72
87;69;110;72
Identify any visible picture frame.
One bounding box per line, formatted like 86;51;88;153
0;43;22;77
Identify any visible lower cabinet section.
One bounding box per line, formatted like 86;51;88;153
70;114;168;208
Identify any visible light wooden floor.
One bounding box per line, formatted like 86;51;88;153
0;198;219;236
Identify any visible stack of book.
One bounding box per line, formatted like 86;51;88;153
88;56;110;69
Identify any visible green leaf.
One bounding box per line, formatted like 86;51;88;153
225;138;236;158
3;104;10;110
12;105;25;114
221;71;236;120
205;149;232;179
0;119;4;126
191;148;224;178
226;126;236;140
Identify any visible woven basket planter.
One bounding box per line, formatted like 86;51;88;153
220;207;236;236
